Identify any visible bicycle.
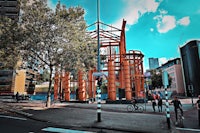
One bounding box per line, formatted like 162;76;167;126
127;103;144;112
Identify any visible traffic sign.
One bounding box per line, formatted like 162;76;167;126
162;71;169;87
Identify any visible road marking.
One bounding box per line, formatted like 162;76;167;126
42;127;95;133
0;115;27;121
176;127;200;132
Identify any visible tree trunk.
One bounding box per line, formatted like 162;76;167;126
46;66;53;108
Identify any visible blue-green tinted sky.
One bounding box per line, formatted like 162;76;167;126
48;0;200;70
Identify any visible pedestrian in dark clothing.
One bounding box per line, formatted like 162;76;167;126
16;92;19;102
152;100;156;112
196;95;200;126
158;98;163;112
171;96;184;124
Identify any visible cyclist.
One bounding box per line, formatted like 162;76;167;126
171;96;184;125
131;97;137;109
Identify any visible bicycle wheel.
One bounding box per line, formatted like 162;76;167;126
178;115;184;127
177;110;184;127
127;105;134;112
137;105;144;112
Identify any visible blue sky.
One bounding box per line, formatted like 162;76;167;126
48;0;200;70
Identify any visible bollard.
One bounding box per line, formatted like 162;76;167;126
97;87;101;122
165;88;170;129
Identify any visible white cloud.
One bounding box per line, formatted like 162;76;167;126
159;57;168;66
150;28;154;32
159;9;168;15
155;15;176;33
112;0;160;30
177;16;190;26
154;10;190;33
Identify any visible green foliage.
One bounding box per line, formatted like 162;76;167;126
54;1;97;79
150;69;172;89
38;69;50;83
151;70;163;89
20;0;96;72
0;0;97;106
0;17;23;69
18;0;96;106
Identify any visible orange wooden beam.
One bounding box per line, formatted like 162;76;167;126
64;72;70;101
108;59;116;100
78;70;86;101
54;72;59;100
124;60;132;100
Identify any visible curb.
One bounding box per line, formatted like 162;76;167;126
0;102;176;133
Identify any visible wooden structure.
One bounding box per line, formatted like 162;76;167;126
87;20;144;100
53;20;144;101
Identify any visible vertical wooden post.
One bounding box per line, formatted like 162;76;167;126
64;72;70;101
124;60;132;100
54;72;59;100
78;70;86;101
88;70;93;99
108;59;116;100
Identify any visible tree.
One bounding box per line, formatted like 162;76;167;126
151;70;163;89
20;0;96;107
38;69;50;83
55;2;96;79
150;70;172;89
0;17;24;69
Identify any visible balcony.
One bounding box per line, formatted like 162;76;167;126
0;1;18;7
0;7;19;12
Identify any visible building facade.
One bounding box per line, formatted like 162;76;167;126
0;0;20;20
159;58;185;95
149;58;159;69
0;68;38;95
180;40;200;97
0;0;40;95
0;70;14;94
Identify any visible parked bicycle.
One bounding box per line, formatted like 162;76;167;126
127;103;144;112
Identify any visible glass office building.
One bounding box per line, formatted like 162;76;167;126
149;58;159;69
180;40;200;96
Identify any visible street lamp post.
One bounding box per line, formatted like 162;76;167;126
97;0;100;72
97;0;101;122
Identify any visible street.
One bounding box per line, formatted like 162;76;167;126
24;105;169;133
0;114;48;133
0;113;99;133
1;99;200;133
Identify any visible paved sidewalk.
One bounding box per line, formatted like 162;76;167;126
0;99;176;133
1;98;199;133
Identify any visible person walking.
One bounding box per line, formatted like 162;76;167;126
152;99;156;112
196;95;200;126
16;92;19;102
171;96;184;125
158;97;163;112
